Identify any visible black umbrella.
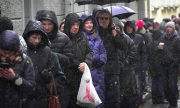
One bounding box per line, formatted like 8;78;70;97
104;6;136;19
75;0;136;5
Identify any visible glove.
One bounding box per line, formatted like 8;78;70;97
92;58;104;68
40;69;52;83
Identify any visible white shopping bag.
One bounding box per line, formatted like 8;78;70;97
77;63;102;108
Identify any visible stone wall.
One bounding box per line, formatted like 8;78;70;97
0;0;24;34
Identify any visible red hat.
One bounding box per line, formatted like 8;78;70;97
136;20;144;29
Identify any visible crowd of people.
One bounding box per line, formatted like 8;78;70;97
0;7;180;108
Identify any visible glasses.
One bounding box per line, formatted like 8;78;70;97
98;17;109;20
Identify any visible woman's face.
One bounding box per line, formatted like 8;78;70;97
28;33;42;46
84;19;93;32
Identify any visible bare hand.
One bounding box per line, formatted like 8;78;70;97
1;68;16;80
112;29;118;37
78;62;86;73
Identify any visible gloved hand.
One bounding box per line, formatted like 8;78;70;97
92;58;104;68
40;69;52;83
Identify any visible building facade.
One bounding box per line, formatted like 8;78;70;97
2;0;179;34
149;0;180;22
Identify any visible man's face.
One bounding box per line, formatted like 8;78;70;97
41;20;54;33
84;19;93;32
70;22;80;35
165;26;174;35
98;12;111;29
28;33;42;46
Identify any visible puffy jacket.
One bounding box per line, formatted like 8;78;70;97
36;10;73;70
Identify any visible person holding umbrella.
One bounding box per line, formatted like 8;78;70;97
96;9;137;108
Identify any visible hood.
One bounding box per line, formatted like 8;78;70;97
23;20;49;47
124;21;136;36
64;13;81;37
92;7;103;18
96;9;112;30
0;30;20;52
80;14;99;35
0;16;13;33
35;10;58;39
112;17;124;33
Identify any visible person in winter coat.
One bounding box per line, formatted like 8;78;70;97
81;14;107;108
35;10;72;71
124;20;146;107
64;13;93;108
96;8;137;108
148;29;165;104
35;10;72;108
159;21;180;108
0;30;35;108
0;16;27;54
136;20;152;94
22;20;66;108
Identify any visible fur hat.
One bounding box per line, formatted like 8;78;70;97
165;21;175;29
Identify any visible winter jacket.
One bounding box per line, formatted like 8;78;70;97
148;30;164;77
64;13;92;91
100;17;137;96
160;30;180;67
23;20;65;108
81;14;107;107
124;21;146;74
136;28;152;70
36;10;73;71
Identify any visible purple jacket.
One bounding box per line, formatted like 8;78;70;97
81;14;107;107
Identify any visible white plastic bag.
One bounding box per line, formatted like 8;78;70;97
77;63;102;108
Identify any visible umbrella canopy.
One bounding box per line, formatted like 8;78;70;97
104;6;136;19
75;0;136;5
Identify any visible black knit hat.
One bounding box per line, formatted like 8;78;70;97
0;16;13;33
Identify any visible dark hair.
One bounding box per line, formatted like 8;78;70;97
0;16;13;33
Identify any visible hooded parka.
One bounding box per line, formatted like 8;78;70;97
64;13;93;108
23;20;65;108
81;14;107;108
36;10;73;71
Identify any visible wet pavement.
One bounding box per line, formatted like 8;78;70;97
141;93;169;108
141;80;180;108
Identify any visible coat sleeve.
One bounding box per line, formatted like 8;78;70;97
125;36;138;66
17;56;36;93
55;35;73;67
51;52;66;88
84;38;93;69
113;33;127;50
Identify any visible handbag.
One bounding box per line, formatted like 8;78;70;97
48;74;61;108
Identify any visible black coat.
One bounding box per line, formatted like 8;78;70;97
23;20;66;108
148;30;164;77
64;13;92;92
36;10;73;70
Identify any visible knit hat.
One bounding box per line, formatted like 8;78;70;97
165;21;175;29
0;30;20;52
136;20;144;29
